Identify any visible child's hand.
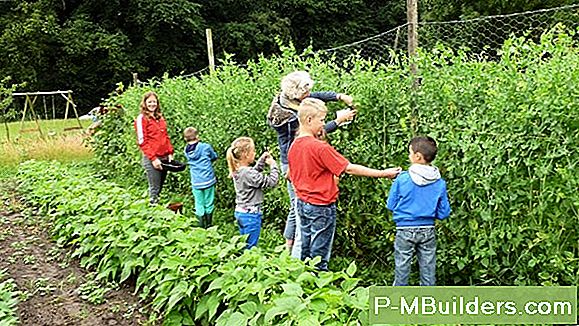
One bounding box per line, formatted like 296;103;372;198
258;151;269;162
335;108;357;126
382;167;402;179
266;155;276;166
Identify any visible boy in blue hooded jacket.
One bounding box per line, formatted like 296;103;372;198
387;136;451;286
184;127;218;228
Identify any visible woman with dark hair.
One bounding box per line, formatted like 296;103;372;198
134;91;175;204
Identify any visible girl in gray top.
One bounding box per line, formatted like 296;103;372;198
226;137;279;248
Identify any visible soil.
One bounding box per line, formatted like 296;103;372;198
0;179;153;326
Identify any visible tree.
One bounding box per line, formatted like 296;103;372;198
421;0;579;21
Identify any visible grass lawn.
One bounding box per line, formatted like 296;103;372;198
0;119;93;168
0;118;92;142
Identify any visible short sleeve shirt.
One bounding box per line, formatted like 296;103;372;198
288;136;349;205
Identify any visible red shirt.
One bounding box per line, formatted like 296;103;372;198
134;114;174;161
288;136;350;205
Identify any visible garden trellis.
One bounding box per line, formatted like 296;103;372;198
184;4;579;86
314;4;579;65
12;90;83;136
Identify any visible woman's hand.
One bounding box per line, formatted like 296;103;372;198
168;154;174;162
337;93;354;106
152;158;163;170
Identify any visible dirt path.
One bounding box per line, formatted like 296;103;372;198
0;179;151;326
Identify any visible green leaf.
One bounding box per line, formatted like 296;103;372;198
273;296;302;313
163;310;183;326
296;313;321;326
195;295;208;320
120;263;132;283
224;311;248;326
296;271;316;284
308;298;328;312
207;277;225;293
239;301;258;316
207;294;221;321
314;273;334;288
281;282;303;297
264;305;287;323
345;261;357;277
340;278;359;292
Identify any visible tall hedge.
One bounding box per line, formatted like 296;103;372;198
92;28;578;286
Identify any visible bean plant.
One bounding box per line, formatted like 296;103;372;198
17;161;369;325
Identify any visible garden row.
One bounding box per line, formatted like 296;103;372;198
16;160;367;325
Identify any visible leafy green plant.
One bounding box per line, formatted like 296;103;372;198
31;277;55;296
0;270;19;326
90;26;579;288
15;26;579;324
17;160;370;325
78;278;111;305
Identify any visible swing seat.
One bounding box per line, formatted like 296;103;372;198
64;126;83;131
20;128;41;133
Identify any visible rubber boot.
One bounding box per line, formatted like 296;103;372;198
197;215;205;228
206;212;213;228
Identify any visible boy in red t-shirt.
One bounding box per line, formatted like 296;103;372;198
288;98;401;271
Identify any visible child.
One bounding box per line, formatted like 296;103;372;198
226;137;279;248
387;136;451;286
183;127;218;228
287;98;401;271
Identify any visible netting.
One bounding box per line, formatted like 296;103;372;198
314;4;579;65
313;24;409;66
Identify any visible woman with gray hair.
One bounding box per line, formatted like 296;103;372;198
266;70;356;257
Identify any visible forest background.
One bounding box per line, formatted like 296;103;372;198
2;0;578;111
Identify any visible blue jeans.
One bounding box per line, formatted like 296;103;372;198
235;211;262;249
296;199;336;271
394;227;437;286
282;163;302;259
282;163;298;240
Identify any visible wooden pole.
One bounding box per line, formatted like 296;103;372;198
206;29;215;73
3;120;9;142
30;96;44;138
64;94;69;121
20;95;28;132
407;0;419;80
390;26;402;65
69;93;83;130
133;73;139;86
52;95;55;120
407;0;419;133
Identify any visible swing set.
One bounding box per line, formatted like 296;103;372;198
11;90;83;138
